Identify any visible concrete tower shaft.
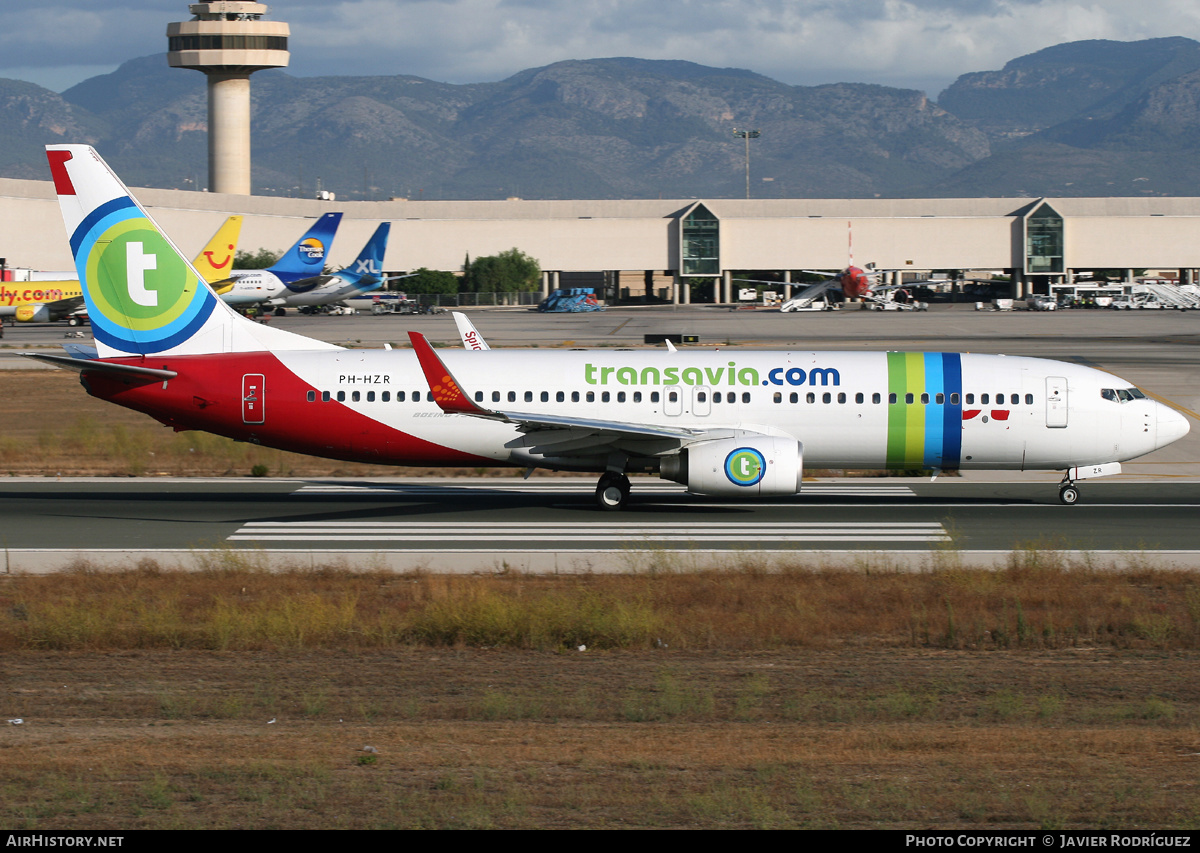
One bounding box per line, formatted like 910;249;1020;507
167;2;289;195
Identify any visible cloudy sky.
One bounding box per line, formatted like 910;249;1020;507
3;0;1199;97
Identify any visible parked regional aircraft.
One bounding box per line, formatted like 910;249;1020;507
2;215;242;325
266;223;390;313
213;212;342;313
26;146;1193;509
778;266;931;312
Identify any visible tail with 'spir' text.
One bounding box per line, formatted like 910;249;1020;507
46;145;338;359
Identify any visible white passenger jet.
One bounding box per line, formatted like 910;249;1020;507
213;212;342;314
267;222;390;313
26;145;1192;509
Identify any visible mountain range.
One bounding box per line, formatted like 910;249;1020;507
3;37;1200;200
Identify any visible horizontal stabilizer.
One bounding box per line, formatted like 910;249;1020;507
19;352;177;379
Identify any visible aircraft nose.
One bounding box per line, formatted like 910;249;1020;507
1156;403;1191;448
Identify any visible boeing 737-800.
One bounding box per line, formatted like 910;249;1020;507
27;146;1192;509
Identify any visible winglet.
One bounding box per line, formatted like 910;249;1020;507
407;331;492;415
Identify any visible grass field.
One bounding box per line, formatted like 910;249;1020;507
2;564;1199;829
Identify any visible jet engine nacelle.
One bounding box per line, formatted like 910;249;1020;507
15;304;50;323
840;266;873;299
660;437;803;497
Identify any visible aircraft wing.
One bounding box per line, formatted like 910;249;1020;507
407;332;730;455
39;294;85;319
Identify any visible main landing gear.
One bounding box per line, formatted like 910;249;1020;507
1058;476;1080;505
596;472;631;511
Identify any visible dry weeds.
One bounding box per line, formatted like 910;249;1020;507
0;567;1198;827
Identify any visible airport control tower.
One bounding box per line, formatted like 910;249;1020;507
167;2;289;195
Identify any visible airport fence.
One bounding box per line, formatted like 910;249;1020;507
410;292;544;308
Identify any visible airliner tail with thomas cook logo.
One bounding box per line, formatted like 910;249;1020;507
269;212;343;284
46;145;338;359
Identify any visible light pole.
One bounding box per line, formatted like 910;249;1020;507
732;128;760;199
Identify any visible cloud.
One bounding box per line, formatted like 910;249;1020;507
1;0;1198;96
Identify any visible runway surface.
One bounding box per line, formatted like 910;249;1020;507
3;477;1199;573
4;305;1199;571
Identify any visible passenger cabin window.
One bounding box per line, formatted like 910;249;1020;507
508;391;516;403
337;391;346;402
307;390;316;402
493;391;501;403
950;393;959;405
475;391;483;402
540;391;549;403
651;392;660;403
382;391;390;402
633;392;642;403
366;391;375;402
556;391;565;403
524;391;533;403
873;393;881;404
855;393;864;404
321;391;330;402
397;391;405;402
587;391;595;403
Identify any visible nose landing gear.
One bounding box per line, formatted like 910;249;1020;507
1058;481;1080;505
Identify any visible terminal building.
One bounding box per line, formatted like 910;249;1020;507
3;174;1200;301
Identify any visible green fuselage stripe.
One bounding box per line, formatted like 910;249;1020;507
886;352;930;468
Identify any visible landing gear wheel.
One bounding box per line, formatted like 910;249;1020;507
595;472;631;511
1058;485;1080;505
274;307;287;317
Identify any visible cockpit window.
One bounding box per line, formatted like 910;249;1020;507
1102;387;1147;403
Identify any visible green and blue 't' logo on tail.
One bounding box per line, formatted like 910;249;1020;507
71;198;217;355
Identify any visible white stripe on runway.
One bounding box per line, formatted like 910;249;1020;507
229;520;948;543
